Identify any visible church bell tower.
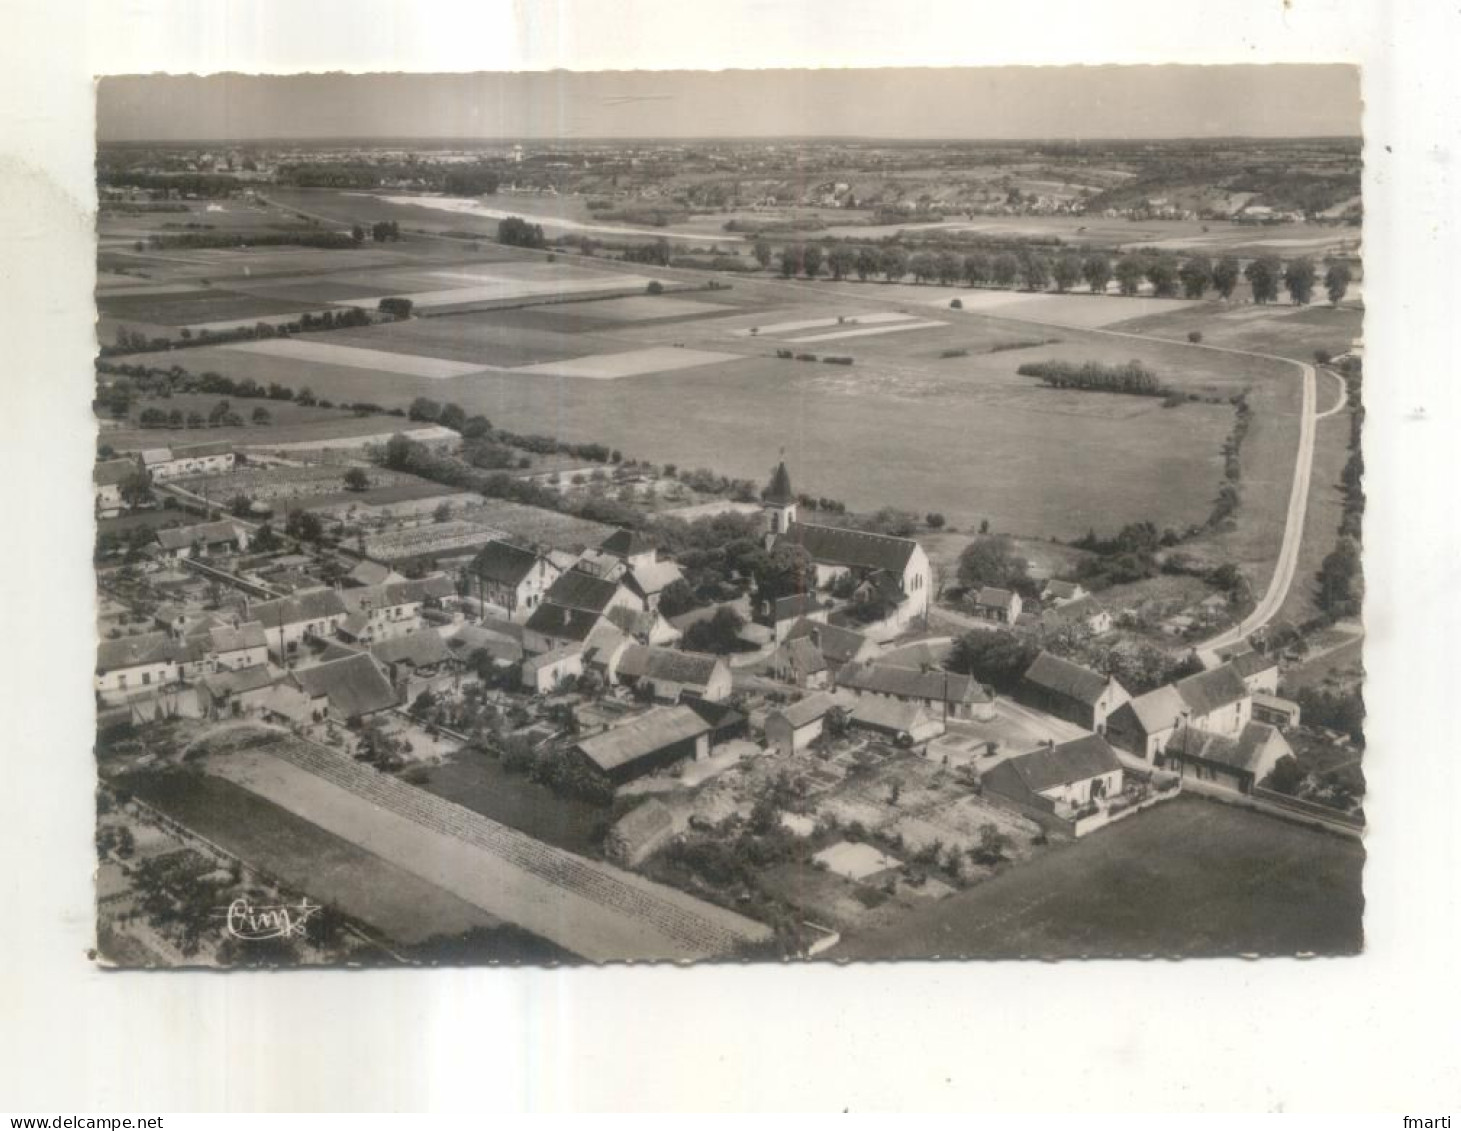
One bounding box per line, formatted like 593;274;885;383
761;459;797;549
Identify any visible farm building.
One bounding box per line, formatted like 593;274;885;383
338;575;455;645
203;621;269;670
1172;664;1252;738
447;620;525;668
762;593;829;643
765;692;840;756
371;628;457;700
972;587;1022;625
836;660;994;722
469;539;563;622
143;441;236;482
1252;692;1302;730
1040;595;1113;636
848;697;943;745
521;645;585;694
93;458;138;517
288;653;398;722
1222;648;1281;695
570;705;714;785
1020;652;1130;734
614;644;732;703
1162;722;1293;794
581;623;632;683
249;589;349;660
1041;579;1088;606
784;619;878;668
982;735;1125;819
95;632;182;706
524;601;610;655
1105;684;1189;763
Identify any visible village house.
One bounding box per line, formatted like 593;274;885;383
1223;648;1281;695
981;734;1125;819
370;628;457;701
337;575;454;645
152;519;250;562
249;589;350;661
142;441;236;482
763;593;830;643
1163;721;1293;794
763;462;931;630
835;660;994;722
523;602;610;656
287;652;398;723
93;458;138;517
972;586;1022;625
581;623;633;684
764;692;839;756
770;634;830;689
1171;664;1252;738
595;529;687;611
569;705;715;786
468;539;563;622
784;618;879;669
1019;652;1131;734
194;665;278;720
1041;579;1089;606
524;568;645;654
204;621;269;670
447;620;525;670
1252;692;1302;730
521;644;586;694
1105;684;1189;762
1040;595;1113;637
95;632;181;706
614;644;732;703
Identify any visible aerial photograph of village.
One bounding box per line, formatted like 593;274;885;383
90;67;1365;966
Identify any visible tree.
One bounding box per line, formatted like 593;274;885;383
285;509;323;542
438;403;467;432
1051;253;1082;293
1146;254;1181;298
1179;255;1213;299
1284;257;1317;306
378;296;414;319
991;252;1020;288
964;252;993;287
351;224;365;244
1316;535;1363;618
1212;256;1241;299
827;244;856;281
751;238;773;269
1114;254;1146;296
433;501;454;524
973;823;1012;865
909;251;938;284
229;494;254;517
936;250;963;286
657;579;699;619
1083;254;1113;295
1264;755;1306;797
1325;261;1352;306
408;397;442;423
750;542;814;601
118;470;153;509
801;244;823;279
460;415;492;440
956;535;1029;592
1245;256;1283;304
778;245;800;278
925;512;946;529
1020;254;1050;292
855;245;880;281
682;606;745;654
251;406;271;425
343;467;370;492
879;245;909;283
645;280;665;295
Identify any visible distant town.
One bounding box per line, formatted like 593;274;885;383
92;124;1364;965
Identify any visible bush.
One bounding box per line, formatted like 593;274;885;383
950;298;963;309
646;280;665;295
1187;330;1203;344
940;348;969;359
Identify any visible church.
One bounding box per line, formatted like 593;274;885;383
761;460;932;633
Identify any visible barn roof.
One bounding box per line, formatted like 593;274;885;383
370;628;453;669
771;691;838;729
251;588;347;627
1167;722;1283;774
544;568;622;614
838;661;988;705
155;520;243;552
779;636;828;677
1002;734;1123;793
198;665;277;700
776;521;919;574
471;539;542;587
785;619;871;666
974;586;1018;611
601;528;657;558
1022;652;1112;706
208;621;267;655
573;706;711;773
1175;664;1250;717
96;632;177;673
1118;685;1189;735
849;697;930;735
771;593;826;623
291;653;397;719
617;644;723;688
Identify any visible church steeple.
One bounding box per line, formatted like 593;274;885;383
761;457;798;547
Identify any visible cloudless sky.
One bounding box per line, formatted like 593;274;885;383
98;66;1360;142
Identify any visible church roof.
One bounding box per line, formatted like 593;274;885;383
762;461;795;505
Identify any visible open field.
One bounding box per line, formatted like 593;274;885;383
1109;301;1363;364
126;769;505;945
832;795;1364;958
100;396;432;453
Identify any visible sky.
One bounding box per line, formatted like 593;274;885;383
97;66;1361;142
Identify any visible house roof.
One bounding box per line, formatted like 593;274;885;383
1041;595;1106;625
1118;685;1189;735
198;665;276;699
93;458;137;487
785;618;871;666
771;691;838;729
140;448;172;466
471;539;542;587
778;636;829;677
345;559;396;588
974;586;1018;610
582;622;630;664
617;644;723;688
850;696;931;735
370;628;453;669
838;661;989;705
96;632;177;673
209;621;267;655
171;441;234;460
448;623;524;664
524;602;605;644
628;558;684;597
762;461;795;505
601;528;657;558
1043;579;1083;601
1003;734;1123;793
523;644;585;675
1168;722;1285;774
155;520;243;552
1176;664;1250;718
544;568;622;614
250;588;347;628
573;706;711;773
291;653;397;719
1226;649;1279;681
776;521;919;575
1022;652;1113;706
339;576;452;615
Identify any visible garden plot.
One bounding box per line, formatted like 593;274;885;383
813;841;903;881
226;337;492;379
510;346;744;381
363;520;505;563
